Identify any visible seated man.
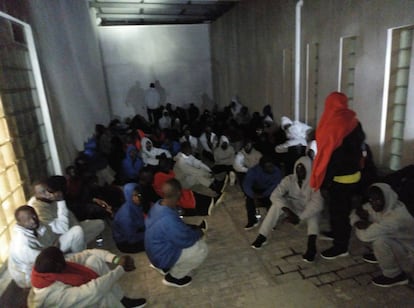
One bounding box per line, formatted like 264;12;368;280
8;205;85;288
233;140;262;184
153;157;214;216
174;142;223;194
199;125;218;162
242;156;282;230
350;183;414;287
120;145;143;183
27;246;146;308
213;136;235;174
112;184;146;253
140;137;171;168
251;157;323;262
29;177;105;245
179;126;199;155
275;116;310;153
145;179;208;287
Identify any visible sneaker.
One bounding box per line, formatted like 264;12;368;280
199;219;208;232
251;234;267;249
372;272;409;288
121;297;147;308
363;253;378;264
244;220;259;230
149;263;168;276
207;198;215;216
302;250;316;263
162;274;192;287
255;209;262;220
320;246;349;260
319;231;334;241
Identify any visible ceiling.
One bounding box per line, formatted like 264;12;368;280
88;0;240;26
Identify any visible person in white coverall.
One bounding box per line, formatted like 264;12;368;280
8;205;85;288
350;183;414;288
250;156;323;263
27;246;146;308
275;116;311;153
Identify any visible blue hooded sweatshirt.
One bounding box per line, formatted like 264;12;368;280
161;140;181;156
112;183;145;244
242;163;282;198
145;201;202;269
121;145;143;180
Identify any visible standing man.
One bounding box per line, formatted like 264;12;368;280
311;92;365;259
145;82;161;124
145;179;208;287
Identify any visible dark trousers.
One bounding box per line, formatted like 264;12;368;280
202;150;215;163
212;165;233;174
236;172;246;188
116;239;145;253
181;193;212;216
328;182;359;250
147;107;161;124
245;195;272;224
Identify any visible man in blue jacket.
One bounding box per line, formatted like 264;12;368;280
242;156;282;230
145;178;208;287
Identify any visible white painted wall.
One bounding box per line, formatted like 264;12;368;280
211;0;414;168
301;0;414;167
27;0;110;167
98;24;213;119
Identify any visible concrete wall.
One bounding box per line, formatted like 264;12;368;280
211;0;414;167
98;24;213;119
27;0;111;167
211;0;296;118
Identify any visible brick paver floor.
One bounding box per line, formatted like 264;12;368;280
102;185;414;307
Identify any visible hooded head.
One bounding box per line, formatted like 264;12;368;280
368;183;399;213
141;137;153;152
219;136;230;150
281;116;293;130
307;140;318;160
293;156;312;187
123;183;139;204
324;92;349;115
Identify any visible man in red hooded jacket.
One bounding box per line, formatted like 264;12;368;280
311;92;365;259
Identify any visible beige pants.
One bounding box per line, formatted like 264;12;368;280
170;239;208;279
59;225;86;253
259;200;319;238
